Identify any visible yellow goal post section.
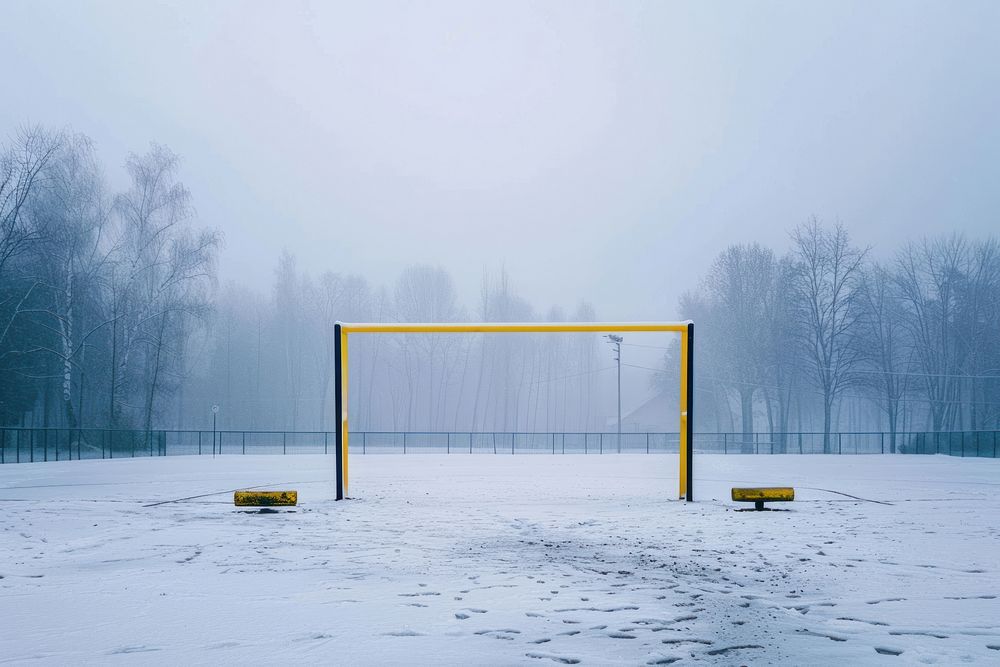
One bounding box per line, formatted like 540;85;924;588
333;321;695;501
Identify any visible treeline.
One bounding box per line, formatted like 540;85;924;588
5;127;999;442
675;221;1000;452
2;128;606;435
184;261;606;432
0;128;219;431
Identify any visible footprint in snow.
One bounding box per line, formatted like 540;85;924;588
108;645;161;654
704;644;764;656
525;651;581;664
796;629;847;642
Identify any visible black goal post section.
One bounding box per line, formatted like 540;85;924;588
335;323;344;500
686;321;694;502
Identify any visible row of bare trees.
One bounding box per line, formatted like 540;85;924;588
183;260;607;432
6;127;996;440
0;128;219;436
678;220;1000;451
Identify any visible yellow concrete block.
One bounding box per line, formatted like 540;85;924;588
732;487;794;502
234;490;297;506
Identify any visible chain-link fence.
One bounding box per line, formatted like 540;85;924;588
1;428;998;463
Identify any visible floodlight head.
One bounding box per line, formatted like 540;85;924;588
605;334;623;343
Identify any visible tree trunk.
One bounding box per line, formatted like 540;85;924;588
740;389;754;453
823;395;833;454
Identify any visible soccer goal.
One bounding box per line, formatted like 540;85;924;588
332;321;695;501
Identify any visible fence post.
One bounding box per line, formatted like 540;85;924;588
447;432;450;454
562;432;565;454
283;432;287;455
492;432;495;454
552;432;555;454
646;432;650;454
198;431;202;455
404;432;407;454
363;432;367;455
838;433;842;455
511;432;515;455
962;431;965;458
44;429;48;462
30;429;34;463
600;433;603;454
881;432;885;454
243;431;247;455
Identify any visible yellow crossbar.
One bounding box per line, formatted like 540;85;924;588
731;487;794;502
341;322;691;334
234;490;298;506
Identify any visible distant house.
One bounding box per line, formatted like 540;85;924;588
605;391;678;432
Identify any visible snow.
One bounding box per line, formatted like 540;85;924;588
2;454;999;664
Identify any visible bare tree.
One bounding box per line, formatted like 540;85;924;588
110;144;218;436
857;262;911;451
762;256;800;452
705;243;775;451
895;236;967;432
791;219;867;452
0;127;62;283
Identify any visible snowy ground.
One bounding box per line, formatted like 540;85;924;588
1;454;999;665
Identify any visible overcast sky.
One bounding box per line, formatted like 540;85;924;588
3;0;998;319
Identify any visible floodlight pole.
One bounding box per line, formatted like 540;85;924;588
605;335;623;453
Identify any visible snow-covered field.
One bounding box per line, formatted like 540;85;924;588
1;454;999;665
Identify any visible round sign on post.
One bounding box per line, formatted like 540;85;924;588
212;405;219;414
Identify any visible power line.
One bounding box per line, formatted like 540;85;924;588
825;366;1000;380
622;362;1000;407
621;342;673;351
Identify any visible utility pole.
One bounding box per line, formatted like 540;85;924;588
605;335;623;453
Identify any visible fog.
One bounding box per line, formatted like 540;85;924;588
2;1;999;439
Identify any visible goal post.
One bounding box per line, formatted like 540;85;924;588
333;321;695;501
